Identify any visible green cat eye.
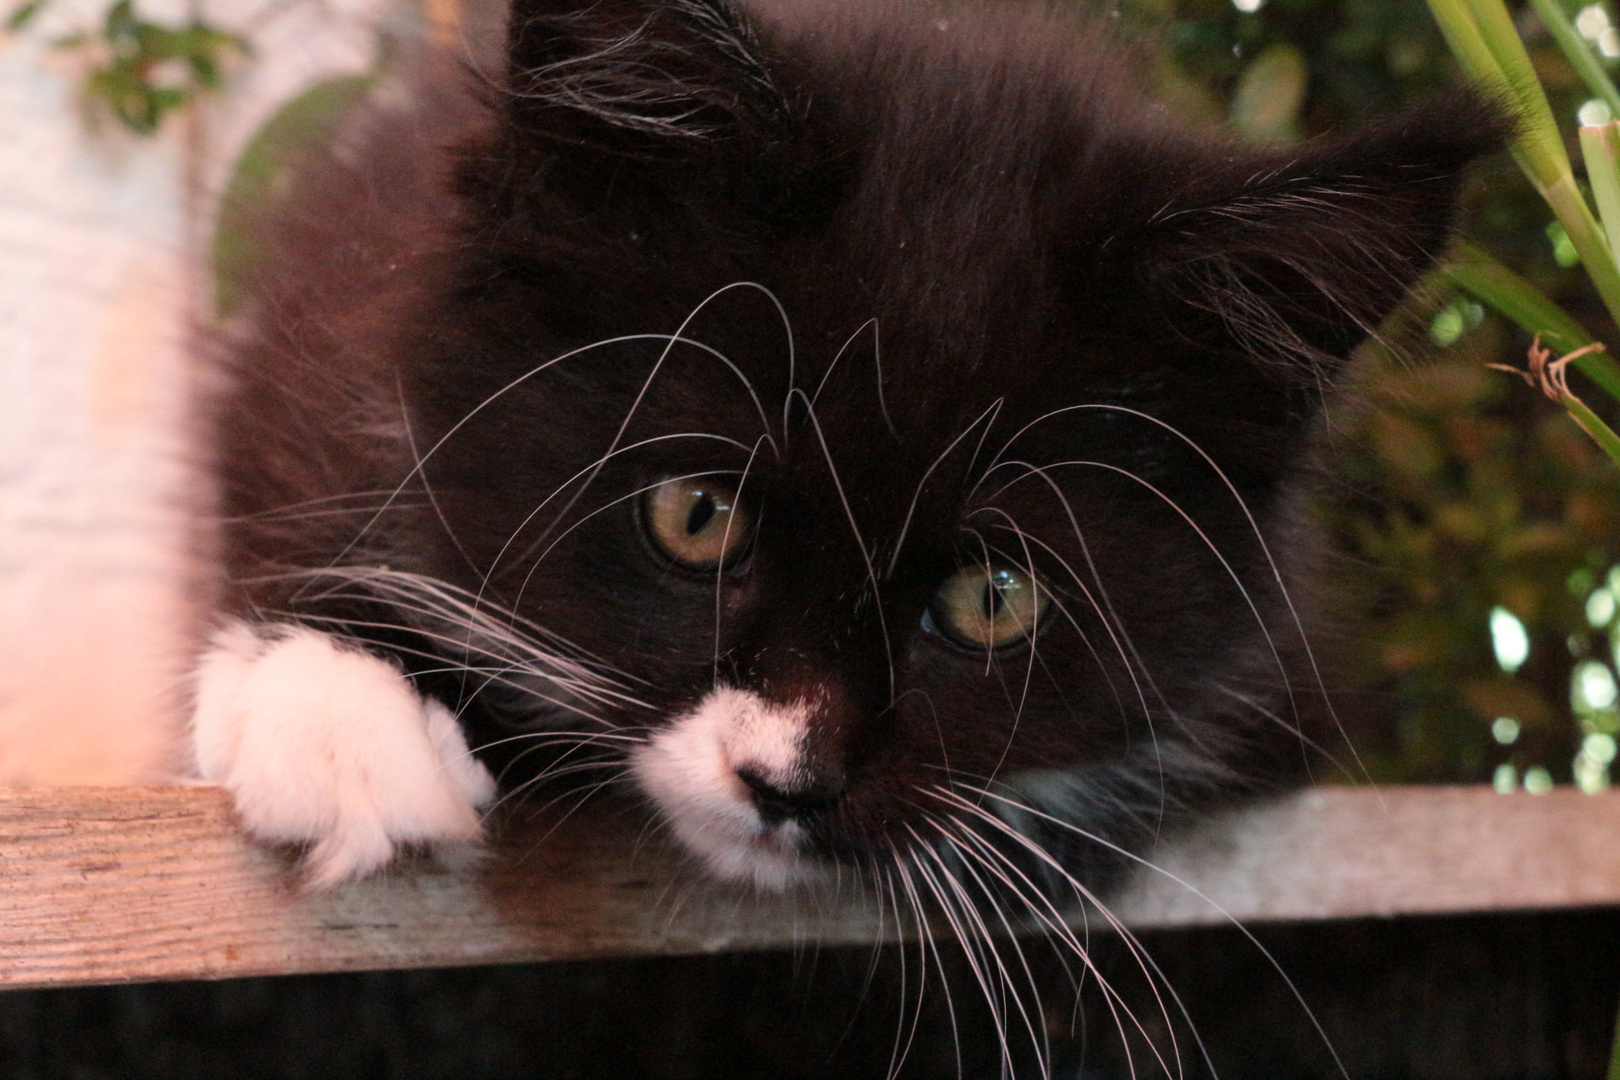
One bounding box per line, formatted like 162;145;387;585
926;564;1047;650
643;477;751;570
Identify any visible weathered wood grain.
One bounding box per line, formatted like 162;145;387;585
1113;785;1620;926
0;784;1617;990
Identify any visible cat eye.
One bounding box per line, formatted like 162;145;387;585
925;564;1047;650
642;477;752;571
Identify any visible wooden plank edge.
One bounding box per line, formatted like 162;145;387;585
0;784;1615;989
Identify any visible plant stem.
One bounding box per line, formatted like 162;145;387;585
1583;122;1620;268
1426;0;1620;329
1565;389;1620;466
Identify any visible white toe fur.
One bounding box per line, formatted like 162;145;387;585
192;621;497;889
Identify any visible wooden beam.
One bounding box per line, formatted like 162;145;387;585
1;785;1617;991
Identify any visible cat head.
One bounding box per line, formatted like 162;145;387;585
401;0;1504;887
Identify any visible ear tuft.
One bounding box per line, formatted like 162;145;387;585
1139;89;1512;377
504;0;791;155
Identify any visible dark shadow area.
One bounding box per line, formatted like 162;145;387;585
2;908;1617;1079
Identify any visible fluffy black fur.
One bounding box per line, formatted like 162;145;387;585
210;0;1504;904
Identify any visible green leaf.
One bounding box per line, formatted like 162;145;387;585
1564;393;1620;470
1440;240;1620;400
1582;122;1620;269
1228;42;1308;143
1425;0;1620;329
211;74;375;314
6;0;50;32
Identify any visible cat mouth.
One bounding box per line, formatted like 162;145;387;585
663;811;825;890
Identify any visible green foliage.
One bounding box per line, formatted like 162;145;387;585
1158;0;1458;124
1323;321;1620;782
1133;0;1620;787
6;0;247;135
212;74;375;315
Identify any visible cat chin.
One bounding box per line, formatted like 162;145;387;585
630;686;829;891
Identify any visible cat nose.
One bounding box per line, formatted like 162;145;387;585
735;767;844;825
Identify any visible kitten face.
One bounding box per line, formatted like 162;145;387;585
353;0;1504;888
216;0;1503;890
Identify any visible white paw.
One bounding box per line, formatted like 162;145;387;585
191;621;497;889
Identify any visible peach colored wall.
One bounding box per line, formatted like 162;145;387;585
0;0;381;781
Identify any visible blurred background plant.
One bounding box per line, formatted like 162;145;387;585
1114;0;1620;789
6;0;245;134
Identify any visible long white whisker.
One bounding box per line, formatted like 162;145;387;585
713;436;770;684
810;317;875;410
996;456;1301;770
985;402;1369;786
270;608;641;718
970;488;1166;807
325;331;720;570
396;374;482;580
480;431;754;593
257;565;640;681
790;388;896;695
1208;682;1356;779
921;822;1052;1078
960;782;1352;1080
886;399;1004;577
893;849;964;1077
541;281;792;558
901;825;1012;1076
958;522;1044;793
971;520;1137;734
937;820;1153;1075
931;791;1199;1080
878;868;925;1080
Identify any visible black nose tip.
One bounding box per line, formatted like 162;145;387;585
736;768;844;825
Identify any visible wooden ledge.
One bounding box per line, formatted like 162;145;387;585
0;785;1617;990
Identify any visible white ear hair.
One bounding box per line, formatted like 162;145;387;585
191;621;496;889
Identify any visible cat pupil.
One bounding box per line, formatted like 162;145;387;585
685;495;716;537
981;580;1003;620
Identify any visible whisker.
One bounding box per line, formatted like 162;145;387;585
957;523;1044;793
790;388;896;696
985;402;1369;785
877;867;925;1080
967;499;1167;813
713;435;771;685
322;331;730;572
917;821;1052;1078
480;431;755;589
892;848;964;1078
886;398;1004;578
998;457;1307;779
901;825;1013;1076
959;782;1352;1080
1207;682;1357;780
929;792;1195;1080
547;282;790;555
396;373;482;580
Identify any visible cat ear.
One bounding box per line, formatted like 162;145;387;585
501;0;792;158
480;0;844;233
1129;91;1510;378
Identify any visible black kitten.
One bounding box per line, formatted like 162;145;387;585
192;0;1502;904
